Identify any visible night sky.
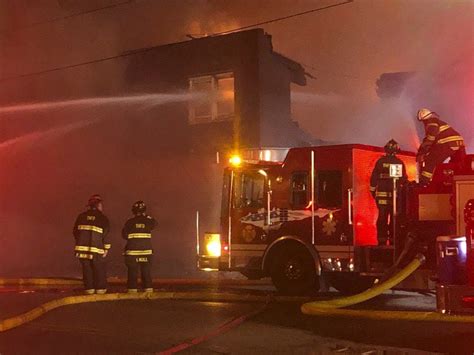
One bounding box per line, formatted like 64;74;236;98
1;0;472;148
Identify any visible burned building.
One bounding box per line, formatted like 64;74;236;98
0;29;314;278
123;28;314;154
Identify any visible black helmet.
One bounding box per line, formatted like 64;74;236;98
384;139;400;155
88;194;102;209
132;200;146;215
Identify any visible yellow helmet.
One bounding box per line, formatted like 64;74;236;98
417;108;434;121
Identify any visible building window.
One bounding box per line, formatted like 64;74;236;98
189;72;234;124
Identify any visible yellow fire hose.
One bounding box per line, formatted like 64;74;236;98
0;278;82;286
0;291;308;333
301;308;474;323
2;254;474;332
301;254;474;323
302;254;425;312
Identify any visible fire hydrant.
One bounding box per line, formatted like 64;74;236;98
465;199;474;287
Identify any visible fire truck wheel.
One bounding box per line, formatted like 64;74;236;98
326;272;375;295
270;244;317;295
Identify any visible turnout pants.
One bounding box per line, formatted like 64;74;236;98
125;256;153;290
376;204;392;245
79;257;107;292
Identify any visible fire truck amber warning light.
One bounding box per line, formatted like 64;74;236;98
205;233;221;257
229;155;242;167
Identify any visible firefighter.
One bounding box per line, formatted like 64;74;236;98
73;194;111;294
416;108;465;185
122;201;156;293
370;139;407;245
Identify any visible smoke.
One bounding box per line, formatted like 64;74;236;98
292;91;420;150
286;0;473;153
402;59;474;152
0;118;97;152
0;92;200;115
0;0;471;280
0;91;216;279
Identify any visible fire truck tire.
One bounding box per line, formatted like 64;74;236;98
270;244;318;295
326;273;375;295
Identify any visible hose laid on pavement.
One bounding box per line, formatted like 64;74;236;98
301;254;426;312
0;278;82;286
302;308;474;323
0;291;306;333
302;253;474;323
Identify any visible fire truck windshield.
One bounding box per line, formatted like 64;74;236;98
233;171;265;209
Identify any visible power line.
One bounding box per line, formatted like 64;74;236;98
0;0;354;84
0;50;147;84
0;0;134;37
213;0;354;36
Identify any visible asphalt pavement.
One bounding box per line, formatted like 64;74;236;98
0;282;473;354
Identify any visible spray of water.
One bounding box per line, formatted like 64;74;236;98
0;118;99;152
0;92;202;116
0;91;207;155
0;91;218;278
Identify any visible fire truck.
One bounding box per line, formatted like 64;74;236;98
197;144;474;295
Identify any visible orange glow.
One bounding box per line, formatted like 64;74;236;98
405;160;418;181
398;154;418;181
229;155;242;167
220;90;235;100
352;149;381;246
410;132;421;152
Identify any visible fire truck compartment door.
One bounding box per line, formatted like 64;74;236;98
418;194;452;221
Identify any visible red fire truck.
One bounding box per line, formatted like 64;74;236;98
197;144;474;295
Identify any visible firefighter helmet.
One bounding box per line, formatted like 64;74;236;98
417;108;436;121
88;194;103;208
384;139;400;155
132;200;146;215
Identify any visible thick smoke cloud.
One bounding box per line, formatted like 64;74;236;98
0;0;472;279
288;0;473;152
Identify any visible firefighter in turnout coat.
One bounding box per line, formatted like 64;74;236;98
370;140;407;245
416;108;465;185
122;201;157;293
73;194;111;294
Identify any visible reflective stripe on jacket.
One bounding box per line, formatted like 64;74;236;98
419;117;464;155
73;208;110;259
122;214;157;256
369;154;407;206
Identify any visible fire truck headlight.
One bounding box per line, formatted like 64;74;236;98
205;233;221;257
229;155;242;167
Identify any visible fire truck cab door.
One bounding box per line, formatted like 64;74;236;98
229;171;268;267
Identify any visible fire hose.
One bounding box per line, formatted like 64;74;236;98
301;254;474;323
2;254;474;332
302;254;425;312
0;291;306;333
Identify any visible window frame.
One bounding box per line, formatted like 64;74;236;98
188;72;235;124
232;171;266;209
316;170;343;208
290;171;309;209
